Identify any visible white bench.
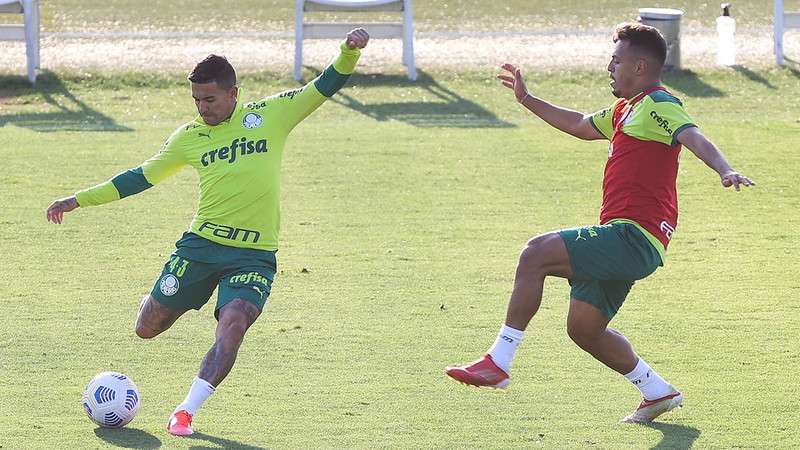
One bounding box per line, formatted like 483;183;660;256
294;0;416;81
0;0;39;84
775;0;800;65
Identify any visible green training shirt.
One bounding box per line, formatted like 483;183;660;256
76;42;360;251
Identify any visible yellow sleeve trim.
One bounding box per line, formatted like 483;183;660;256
75;180;121;207
333;41;361;75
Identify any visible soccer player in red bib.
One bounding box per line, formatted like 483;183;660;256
445;22;754;423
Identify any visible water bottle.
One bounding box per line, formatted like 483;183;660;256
716;3;736;66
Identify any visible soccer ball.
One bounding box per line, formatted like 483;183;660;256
82;372;140;428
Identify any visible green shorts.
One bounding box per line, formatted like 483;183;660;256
557;222;662;319
150;232;277;319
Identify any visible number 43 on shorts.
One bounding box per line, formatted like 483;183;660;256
167;256;189;277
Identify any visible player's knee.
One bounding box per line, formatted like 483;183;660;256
217;300;260;336
135;309;159;339
217;314;251;344
518;235;549;272
135;322;159;339
566;319;596;350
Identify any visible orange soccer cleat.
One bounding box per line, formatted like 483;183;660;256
621;387;683;423
167;409;194;436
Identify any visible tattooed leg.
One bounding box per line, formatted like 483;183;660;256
135;295;188;339
198;299;261;386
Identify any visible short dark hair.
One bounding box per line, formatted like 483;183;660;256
188;54;237;89
613;22;667;67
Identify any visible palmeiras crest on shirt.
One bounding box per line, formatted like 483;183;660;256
242;112;263;129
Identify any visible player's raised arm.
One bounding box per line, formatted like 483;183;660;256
677;127;755;191
498;63;604;141
266;28;368;133
46;133;187;224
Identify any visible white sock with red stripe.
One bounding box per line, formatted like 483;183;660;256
624;358;672;401
487;324;524;373
175;377;216;415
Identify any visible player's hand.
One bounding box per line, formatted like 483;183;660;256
720;171;755;192
346;28;369;49
497;63;530;103
46;196;79;224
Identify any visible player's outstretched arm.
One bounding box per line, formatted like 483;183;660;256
46;134;187;224
677;126;755;191
45;166;155;225
273;28;368;133
497;63;604;141
314;27;368;97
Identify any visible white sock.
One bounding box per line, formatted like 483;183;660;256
624;358;672;401
175;377;216;416
487;324;525;373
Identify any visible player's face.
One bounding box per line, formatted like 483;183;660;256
191;82;238;126
607;40;639;99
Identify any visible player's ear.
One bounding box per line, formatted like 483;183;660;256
635;58;648;76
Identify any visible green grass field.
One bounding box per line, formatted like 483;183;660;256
1;64;799;449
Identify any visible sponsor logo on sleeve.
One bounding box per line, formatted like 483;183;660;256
246;100;268;110
279;88;302;100
650;110;674;135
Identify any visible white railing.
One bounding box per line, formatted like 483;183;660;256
775;0;800;65
295;0;416;80
0;0;39;83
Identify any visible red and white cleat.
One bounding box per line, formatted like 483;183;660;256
622;387;683;423
167;409;194;436
445;354;510;389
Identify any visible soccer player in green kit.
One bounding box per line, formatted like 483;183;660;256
446;23;754;423
46;28;370;436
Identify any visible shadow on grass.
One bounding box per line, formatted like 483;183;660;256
186;431;266;450
0;70;132;132
94;427;162;449
782;57;800;79
645;422;701;450
731;65;777;89
301;67;515;128
662;69;724;98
